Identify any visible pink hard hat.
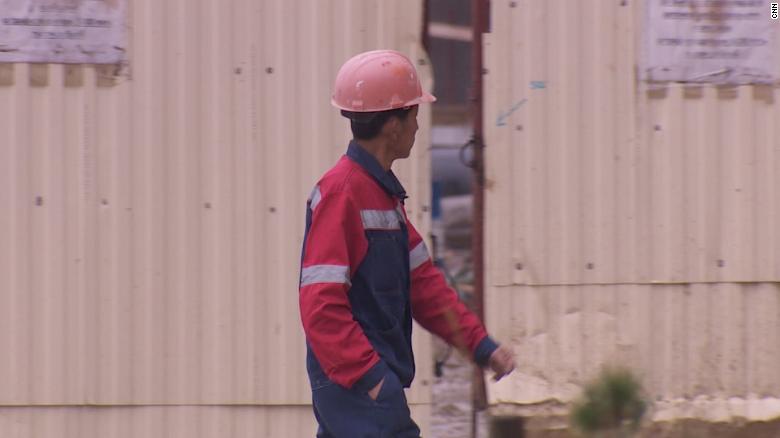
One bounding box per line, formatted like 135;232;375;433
331;50;436;112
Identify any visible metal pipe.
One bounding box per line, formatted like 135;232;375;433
422;0;431;53
471;0;489;434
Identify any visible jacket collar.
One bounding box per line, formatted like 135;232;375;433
346;140;408;200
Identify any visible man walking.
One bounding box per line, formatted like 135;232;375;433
299;49;515;437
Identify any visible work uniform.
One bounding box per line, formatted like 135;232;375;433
299;141;499;437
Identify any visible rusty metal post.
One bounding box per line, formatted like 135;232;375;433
471;0;489;435
421;0;431;53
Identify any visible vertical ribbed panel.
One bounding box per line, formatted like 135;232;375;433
0;405;431;438
0;0;433;433
485;0;779;286
484;0;780;413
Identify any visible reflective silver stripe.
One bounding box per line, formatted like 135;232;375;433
309;186;322;211
360;209;401;230
300;265;351;287
409;241;430;271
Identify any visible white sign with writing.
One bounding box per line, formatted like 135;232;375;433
0;0;125;64
643;0;778;84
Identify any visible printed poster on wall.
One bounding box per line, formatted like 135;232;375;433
643;0;778;84
0;0;126;64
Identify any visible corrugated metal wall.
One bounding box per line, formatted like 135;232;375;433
0;405;433;437
484;0;780;420
0;0;434;436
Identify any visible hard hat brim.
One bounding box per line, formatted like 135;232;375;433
419;91;437;104
331;90;437;112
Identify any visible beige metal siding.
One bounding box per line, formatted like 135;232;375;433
484;0;780;414
0;405;432;438
0;0;433;434
485;0;779;286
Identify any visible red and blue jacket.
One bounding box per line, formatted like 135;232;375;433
299;141;499;393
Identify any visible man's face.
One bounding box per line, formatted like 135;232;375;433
394;105;419;159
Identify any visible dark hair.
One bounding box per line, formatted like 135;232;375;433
341;106;414;140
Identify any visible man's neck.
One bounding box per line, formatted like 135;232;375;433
354;138;394;171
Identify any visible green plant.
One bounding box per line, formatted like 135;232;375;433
570;367;649;437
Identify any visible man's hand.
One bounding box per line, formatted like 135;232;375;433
488;345;515;381
367;377;385;401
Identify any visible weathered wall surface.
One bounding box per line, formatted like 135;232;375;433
483;0;780;424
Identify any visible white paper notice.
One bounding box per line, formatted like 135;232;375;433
0;0;126;64
643;0;778;84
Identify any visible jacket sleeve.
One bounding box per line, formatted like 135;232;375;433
299;189;388;390
406;219;499;367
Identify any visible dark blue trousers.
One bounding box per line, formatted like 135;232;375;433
312;371;421;437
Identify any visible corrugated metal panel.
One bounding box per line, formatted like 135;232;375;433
484;0;780;286
483;0;780;414
0;0;433;425
0;405;431;438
